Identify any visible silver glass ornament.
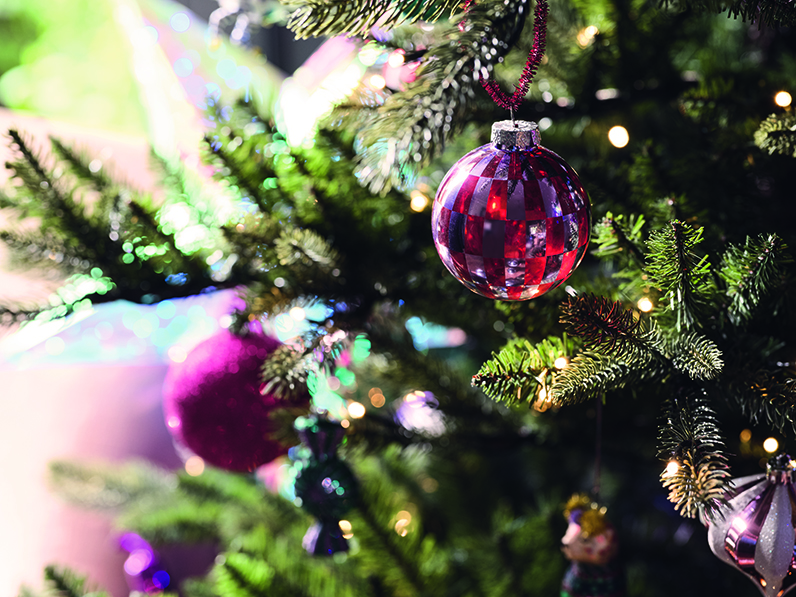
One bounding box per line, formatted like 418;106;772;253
707;454;796;597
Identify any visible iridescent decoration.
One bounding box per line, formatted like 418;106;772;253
119;532;170;594
431;120;591;300
561;494;625;597
293;416;359;556
707;454;796;597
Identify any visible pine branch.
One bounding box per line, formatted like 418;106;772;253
471;335;579;406
664;0;796;28
286;0;463;39
48;136;114;192
591;212;647;265
214;553;278;597
43;566;109;597
549;350;661;405
274;228;340;274
559;294;663;360
203;132;272;212
755;112;796;157
645;220;713;332
658;387;731;521
260;344;313;400
729;369;796;434
720;233;790;325
330;0;529;192
48;460;176;509
669;332;723;380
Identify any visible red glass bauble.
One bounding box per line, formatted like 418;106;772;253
163;330;296;472
431;120;590;300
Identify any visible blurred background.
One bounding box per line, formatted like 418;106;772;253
0;0;316;593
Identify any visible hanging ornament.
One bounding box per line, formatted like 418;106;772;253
293;416;359;556
432;0;590;301
707;454;796;597
163;330;306;472
560;494;625;597
431;121;591;300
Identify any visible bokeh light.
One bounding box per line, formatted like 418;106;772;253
185;455;205;476
740;429;752;443
608;126;629;148
775;91;792;108
764;437;779;453
637;297;654;312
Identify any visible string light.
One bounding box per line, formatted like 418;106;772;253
740;429;752;443
577;25;599;47
554;356;570;369
774;91;792;108
763;437;779;453
637;297;654;312
410;190;430;212
394;511;412;536
347;402;366;419
185;456;205;476
608;126;629;148
339;520;354;539
388;50;405;68
663;460;679;477
369;74;387;89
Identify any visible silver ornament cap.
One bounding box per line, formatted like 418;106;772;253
491;120;541;149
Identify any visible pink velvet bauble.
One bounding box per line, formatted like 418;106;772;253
163;330;290;472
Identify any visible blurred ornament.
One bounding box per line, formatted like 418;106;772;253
707;454;796;597
432;120;590;300
561;494;625;597
293;416;359;556
163;329;304;472
119;532;170;594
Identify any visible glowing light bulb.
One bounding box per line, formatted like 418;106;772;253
740;429;752;443
410;190;430;212
663;460;679;477
388;51;405;68
347;402;366;419
554;356;570;370
637;297;654;312
369;74;387;89
289;306;306;321
577;25;599;47
608;126;629;148
185;456;205;476
538;387;547;401
775;91;792;108
339;520;354;539
764;437;779;453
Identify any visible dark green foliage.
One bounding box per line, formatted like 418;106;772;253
644;220;713;333
755;112;796;157
472;335;580;405
664;0;796;27
657;387;731;520
720;233;790;325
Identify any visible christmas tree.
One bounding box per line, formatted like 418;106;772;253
3;0;796;595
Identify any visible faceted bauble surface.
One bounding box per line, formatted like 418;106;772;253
294;458;359;521
163;330;293;472
432;142;590;300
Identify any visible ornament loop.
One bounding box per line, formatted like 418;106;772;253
491;120;541;149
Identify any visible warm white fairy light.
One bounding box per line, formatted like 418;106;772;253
369;74;386;89
608;126;629;148
554;356;570;370
185;456;205;476
763;437;779;453
637;297;654;312
347;402;366;419
663;460;679;477
577;25;599;47
410;190;430;212
775;91;792;108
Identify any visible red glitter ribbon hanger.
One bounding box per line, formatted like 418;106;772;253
465;0;550;114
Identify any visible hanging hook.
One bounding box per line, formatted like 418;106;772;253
510;107;516;127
